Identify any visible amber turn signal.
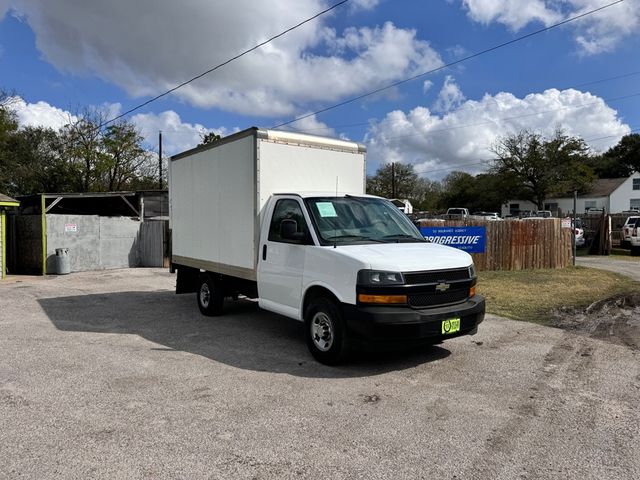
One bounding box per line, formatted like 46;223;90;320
358;294;407;304
469;286;476;298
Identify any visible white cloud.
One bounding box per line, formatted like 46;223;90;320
461;0;562;30
349;0;379;11
283;113;336;137
571;0;640;55
432;76;465;113
11;96;76;129
130;111;234;156
423;80;434;94
366;88;630;179
459;0;640;55
9;96;231;156
4;1;442;117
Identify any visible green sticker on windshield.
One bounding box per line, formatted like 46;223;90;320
317;202;338;218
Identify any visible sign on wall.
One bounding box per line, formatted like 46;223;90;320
64;223;77;232
419;226;486;253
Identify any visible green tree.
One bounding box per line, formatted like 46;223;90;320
587;133;640;178
198;131;221;146
100;122;151;191
439;171;476;210
490;129;595;209
4;126;78;195
59;110;105;191
411;177;442;211
0;90;18;195
366;162;418;199
60;110;157;192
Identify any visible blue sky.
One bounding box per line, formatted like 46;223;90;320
1;0;639;178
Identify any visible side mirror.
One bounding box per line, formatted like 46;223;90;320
280;219;305;241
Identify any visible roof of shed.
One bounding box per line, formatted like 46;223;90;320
0;193;19;205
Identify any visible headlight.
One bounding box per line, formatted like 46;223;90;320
357;270;405;285
468;263;477;279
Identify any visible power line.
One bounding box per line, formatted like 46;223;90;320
96;0;351;130
284;68;640;135
271;0;626;130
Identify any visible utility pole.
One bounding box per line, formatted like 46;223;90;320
391;162;396;198
158;130;163;190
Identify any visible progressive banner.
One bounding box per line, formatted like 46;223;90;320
419;226;486;253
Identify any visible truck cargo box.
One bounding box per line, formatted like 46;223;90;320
169;127;366;281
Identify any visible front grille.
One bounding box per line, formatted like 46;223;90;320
408;290;469;308
404;268;470;285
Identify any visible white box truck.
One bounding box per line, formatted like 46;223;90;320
170;127;485;364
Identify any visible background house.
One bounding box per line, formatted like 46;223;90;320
501;172;640;216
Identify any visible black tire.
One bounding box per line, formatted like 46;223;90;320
196;274;224;316
304;297;348;365
631;246;640;257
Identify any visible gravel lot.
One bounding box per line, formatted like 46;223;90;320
577;256;640;281
1;269;639;479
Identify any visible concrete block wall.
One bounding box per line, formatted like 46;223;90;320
45;215;141;273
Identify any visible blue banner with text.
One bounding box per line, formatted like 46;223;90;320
419;226;486;253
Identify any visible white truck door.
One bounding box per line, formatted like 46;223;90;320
257;197;311;319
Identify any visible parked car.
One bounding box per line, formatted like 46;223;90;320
621;216;640;247
446;207;469;219
536;210;553;218
472;211;502;220
628;218;640;255
518;210;535;218
586;207;605;214
575;226;586;247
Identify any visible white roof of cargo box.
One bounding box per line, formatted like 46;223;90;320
171;127;366;161
272;192;380;199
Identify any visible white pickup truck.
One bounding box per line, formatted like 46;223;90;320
169;128;485;364
626;217;640;255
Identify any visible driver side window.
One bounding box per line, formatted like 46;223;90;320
268;199;309;244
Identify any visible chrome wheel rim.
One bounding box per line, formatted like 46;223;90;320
311;312;334;352
200;283;211;308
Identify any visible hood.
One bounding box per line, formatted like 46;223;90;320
330;242;473;272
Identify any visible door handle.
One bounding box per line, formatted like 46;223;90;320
262;244;267;260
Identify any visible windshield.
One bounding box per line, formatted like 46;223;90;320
304;196;425;245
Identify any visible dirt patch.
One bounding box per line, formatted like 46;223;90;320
553;294;640;350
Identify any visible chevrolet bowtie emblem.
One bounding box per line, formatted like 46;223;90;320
435;282;450;292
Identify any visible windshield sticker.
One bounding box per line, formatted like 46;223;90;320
317;202;338;218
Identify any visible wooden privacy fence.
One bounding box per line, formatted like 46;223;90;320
417;218;572;271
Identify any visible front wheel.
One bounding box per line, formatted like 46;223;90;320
197;274;224;316
304;297;348;365
632;246;640;257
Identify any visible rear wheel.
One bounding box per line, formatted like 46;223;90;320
304;297;348;365
197;274;224;316
631;246;640;257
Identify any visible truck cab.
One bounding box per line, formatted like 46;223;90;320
237;193;484;364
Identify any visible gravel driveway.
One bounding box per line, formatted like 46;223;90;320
1;269;638;479
577;256;640;281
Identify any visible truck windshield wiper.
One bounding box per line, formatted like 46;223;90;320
324;234;384;243
381;234;425;242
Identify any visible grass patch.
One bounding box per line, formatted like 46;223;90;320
477;266;640;324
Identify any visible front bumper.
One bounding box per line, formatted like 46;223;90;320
342;295;485;347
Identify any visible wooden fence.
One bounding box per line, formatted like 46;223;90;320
417;218;572;271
